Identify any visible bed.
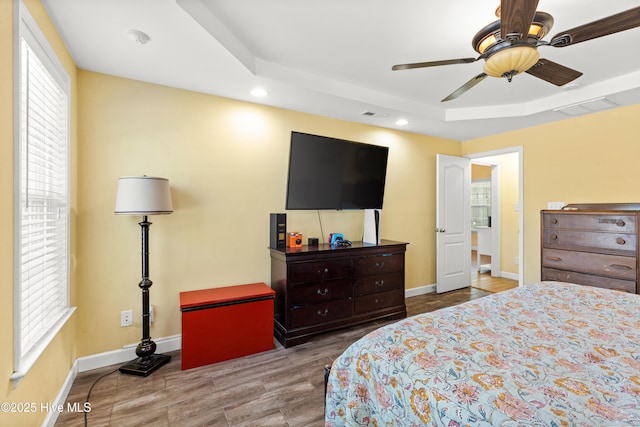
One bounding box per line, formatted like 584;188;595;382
325;282;640;426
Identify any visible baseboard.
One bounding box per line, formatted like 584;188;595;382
405;283;436;298
47;335;181;425
405;274;519;298
77;334;182;373
500;271;519;281
42;359;79;427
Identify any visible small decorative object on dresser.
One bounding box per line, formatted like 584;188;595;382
270;240;408;347
541;203;640;294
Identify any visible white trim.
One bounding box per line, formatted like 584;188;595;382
490;164;501;276
13;0;73;384
41;359;79;427
10;308;76;387
501;271;519;281
77;334;182;373
49;334;182;424
405;284;435;298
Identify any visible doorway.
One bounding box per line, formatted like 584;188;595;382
467;147;523;287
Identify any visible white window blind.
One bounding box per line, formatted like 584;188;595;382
13;3;73;384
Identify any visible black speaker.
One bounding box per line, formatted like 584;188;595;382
270;213;287;249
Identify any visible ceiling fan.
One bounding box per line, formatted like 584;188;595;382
392;0;640;102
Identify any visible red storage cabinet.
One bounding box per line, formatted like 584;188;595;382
179;282;275;370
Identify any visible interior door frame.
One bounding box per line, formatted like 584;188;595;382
465;146;523;286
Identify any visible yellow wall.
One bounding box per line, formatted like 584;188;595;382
1;1;78;426
471;164;491;180
462;104;640;284
75;70;461;356
4;3;639;424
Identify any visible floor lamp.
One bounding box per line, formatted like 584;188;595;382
115;176;173;376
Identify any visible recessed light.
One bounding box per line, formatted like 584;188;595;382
395;119;408;126
251;88;268;97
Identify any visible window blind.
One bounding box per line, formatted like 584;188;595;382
14;11;71;380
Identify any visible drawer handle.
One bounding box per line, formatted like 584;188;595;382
550;234;558;240
545;256;562;262
551;218;558;224
375;298;384;304
616;237;626;245
318;267;329;274
375;262;385;268
317;288;329;296
617;220;626;227
375;280;385;287
317;308;329;316
610;264;632;271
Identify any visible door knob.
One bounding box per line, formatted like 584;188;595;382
434;228;446;233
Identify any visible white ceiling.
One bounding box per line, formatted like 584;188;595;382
41;0;640;140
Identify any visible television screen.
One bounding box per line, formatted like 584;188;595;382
285;132;389;210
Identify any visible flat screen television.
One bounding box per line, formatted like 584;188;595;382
285;131;389;210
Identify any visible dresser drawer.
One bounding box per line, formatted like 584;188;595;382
288;259;353;284
289;278;352;306
354;272;403;296
542;267;636;293
354;289;404;314
355;253;403;276
289;299;352;328
543;229;636;254
543;213;636;233
541;248;636;281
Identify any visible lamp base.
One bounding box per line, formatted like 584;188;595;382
119;353;171;377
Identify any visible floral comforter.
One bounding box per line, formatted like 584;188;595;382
325;282;640;426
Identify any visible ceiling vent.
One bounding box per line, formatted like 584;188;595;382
360;111;388;118
554;97;618;117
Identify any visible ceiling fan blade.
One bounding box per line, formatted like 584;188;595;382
525;59;583;86
392;58;477;71
549;6;640;47
441;73;488;102
500;0;540;42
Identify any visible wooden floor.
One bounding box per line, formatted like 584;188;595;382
56;272;516;427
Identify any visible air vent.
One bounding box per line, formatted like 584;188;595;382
360;111;388;118
554;97;617;117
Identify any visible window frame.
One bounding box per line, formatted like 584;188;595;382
11;1;75;386
471;178;491;229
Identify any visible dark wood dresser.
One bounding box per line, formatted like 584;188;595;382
541;203;640;294
270;240;407;347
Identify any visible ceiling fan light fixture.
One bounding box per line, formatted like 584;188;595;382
483;45;540;79
477;33;499;54
473;12;553;54
529;23;545;38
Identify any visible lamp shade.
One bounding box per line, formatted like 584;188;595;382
483;46;540;78
115;176;173;215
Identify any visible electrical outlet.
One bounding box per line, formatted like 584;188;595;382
121;309;133;327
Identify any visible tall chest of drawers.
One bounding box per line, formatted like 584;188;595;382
541;204;640;294
270;240;407;347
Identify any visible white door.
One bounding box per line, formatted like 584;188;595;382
436;154;471;293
